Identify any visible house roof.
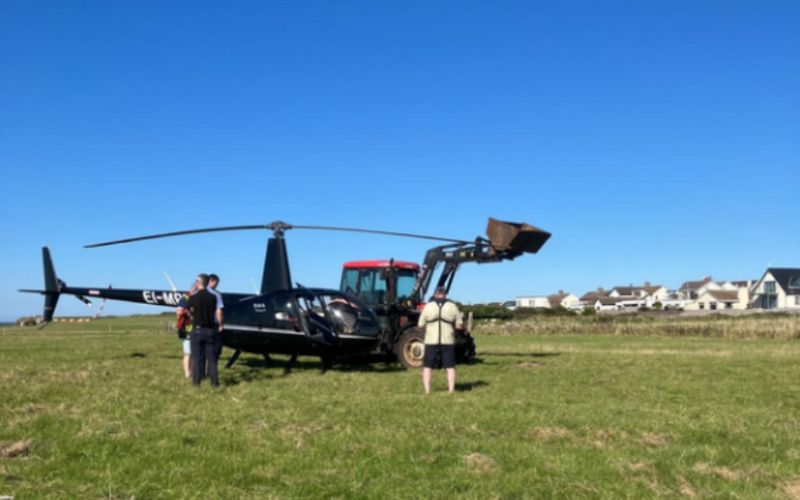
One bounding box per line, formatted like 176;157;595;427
611;286;642;296
595;297;624;306
580;291;606;301
727;280;753;288
547;293;568;307
642;285;664;295
704;290;739;302
764;268;800;294
679;277;713;291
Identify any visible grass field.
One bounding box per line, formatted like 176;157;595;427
1;315;800;498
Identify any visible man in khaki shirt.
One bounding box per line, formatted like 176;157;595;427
418;287;463;394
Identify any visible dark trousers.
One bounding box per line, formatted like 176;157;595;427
191;327;220;386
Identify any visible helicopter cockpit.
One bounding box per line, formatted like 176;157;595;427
292;290;381;338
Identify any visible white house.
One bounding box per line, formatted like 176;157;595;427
695;280;723;298
679;277;717;300
685;289;749;311
642;284;669;308
515;296;551;309
579;289;606;308
608;283;668;309
609;286;646;299
594;297;625;311
548;291;580;310
751;268;800;310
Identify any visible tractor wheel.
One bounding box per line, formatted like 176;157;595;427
395;329;425;369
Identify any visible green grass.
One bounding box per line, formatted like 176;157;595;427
1;316;800;498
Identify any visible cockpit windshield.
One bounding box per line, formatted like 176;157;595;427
295;291;380;336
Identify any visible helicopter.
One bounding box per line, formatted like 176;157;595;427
19;219;551;371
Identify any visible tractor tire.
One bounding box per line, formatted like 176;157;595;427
395;328;425;369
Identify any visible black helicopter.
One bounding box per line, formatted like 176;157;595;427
20;219;550;370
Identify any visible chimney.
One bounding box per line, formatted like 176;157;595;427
644;281;651;287
558;289;564;295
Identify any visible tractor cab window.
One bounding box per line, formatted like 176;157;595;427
395;269;418;301
341;269;359;294
341;268;388;304
357;269;386;303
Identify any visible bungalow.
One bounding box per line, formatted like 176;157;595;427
609;282;669;309
515;296;551;309
685;289;748;311
642;284;669;302
678;277;718;300
594;296;625;311
750;268;800;310
608;286;645;299
579;288;607;308
548;291;580;310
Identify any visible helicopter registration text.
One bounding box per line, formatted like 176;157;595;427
142;291;184;306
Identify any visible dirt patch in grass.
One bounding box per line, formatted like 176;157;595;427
592;429;628;448
692;462;742;481
782;478;800;499
22;403;45;414
625;461;651;472
464;452;497;474
0;439;32;458
678;476;697;497
281;423;327;449
531;427;573;441
639;432;667;447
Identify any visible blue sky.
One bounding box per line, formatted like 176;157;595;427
1;1;798;321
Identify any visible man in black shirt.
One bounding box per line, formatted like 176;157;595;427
187;273;224;386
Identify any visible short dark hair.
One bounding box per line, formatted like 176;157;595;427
209;274;219;282
197;273;210;287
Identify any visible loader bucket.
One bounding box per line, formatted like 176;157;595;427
486;218;551;255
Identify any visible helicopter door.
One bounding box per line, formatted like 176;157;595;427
293;294;339;347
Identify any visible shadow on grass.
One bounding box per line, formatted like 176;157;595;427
220;354;406;385
455;380;489;392
480;352;561;358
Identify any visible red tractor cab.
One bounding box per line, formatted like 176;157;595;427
340;260;421;308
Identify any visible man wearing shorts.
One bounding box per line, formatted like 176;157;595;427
418;287;463;394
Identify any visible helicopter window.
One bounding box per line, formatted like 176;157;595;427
264;293;301;330
297;295;326;318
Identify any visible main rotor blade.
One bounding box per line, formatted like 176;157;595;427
292;225;470;244
85;222;472;249
84;225;269;248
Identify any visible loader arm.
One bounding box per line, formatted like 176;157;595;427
410;218;551;303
